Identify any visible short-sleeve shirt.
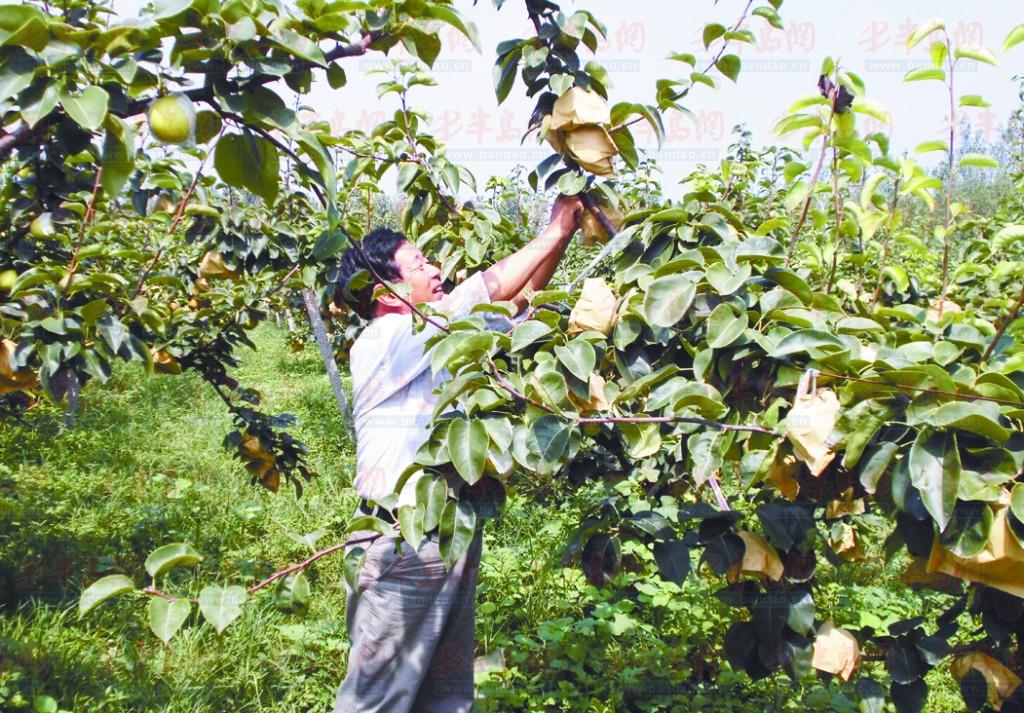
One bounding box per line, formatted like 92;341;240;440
349;272;521;508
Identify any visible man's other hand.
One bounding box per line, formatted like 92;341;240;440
549;194;584;237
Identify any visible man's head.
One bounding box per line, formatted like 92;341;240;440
335;228;444;320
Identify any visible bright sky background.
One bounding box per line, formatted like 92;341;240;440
113;0;1024;193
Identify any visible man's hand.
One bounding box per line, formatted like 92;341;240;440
549;194;585;238
482;195;584;310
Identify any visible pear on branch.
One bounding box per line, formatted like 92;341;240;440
147;94;197;145
578;193;623;246
550;87;612;130
198;250;240;281
239;431;281;492
811;621;861;681
29;212;56;238
726;531;784;581
785;372;840;476
0;339;37;394
951;652;1022;710
150;348;182;375
544;86;619;176
563;126;618;176
568;278;617;335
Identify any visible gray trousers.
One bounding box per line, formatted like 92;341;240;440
334;524;483;713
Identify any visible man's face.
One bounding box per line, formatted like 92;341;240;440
392;241;444;304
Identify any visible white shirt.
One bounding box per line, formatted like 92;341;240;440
349;272;521;508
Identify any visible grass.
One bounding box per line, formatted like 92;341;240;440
0;324;965;712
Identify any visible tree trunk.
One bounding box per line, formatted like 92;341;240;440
302;289;355;442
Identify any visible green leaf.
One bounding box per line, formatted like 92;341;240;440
342;546;366;592
274;27;326;66
60;86;109;132
492;50;520;103
906;400;1010;444
446;418;489;485
423;5;481;53
79;574;134;617
716;54;741;83
906;19;944;50
643;274;696;328
312;229;346;261
397;503;425;551
415;473;447;533
148;597;191;644
273;571;311;615
702;23;726;48
0;49;37;103
581;533;620;586
786;591;815;636
0;4;49;51
153;0;192;20
993;224;1024;251
883;265;910;292
1011;483;1024;526
198;585;246;634
549;73;573;96
32;695;57;713
903;67;945;82
959;153;998;169
101;116;135;198
326;62;347;89
193;110;221;145
144;542;202;579
958;94;990;108
1004;23;1024;51
774;113;823;137
554;339;595;381
705;260;751;295
652;541;690;584
689;429;731;486
20;80;60;128
706;303;748;349
914;140;947;154
829;399;898;469
622;422;662;459
438;498;477;568
214;132;279;204
771;329;845;359
939;501;993;558
891;678;928;713
764;267;812;304
226;16;256;41
909;430;960;530
752;6;784;29
953;46;997;66
531;415;571;463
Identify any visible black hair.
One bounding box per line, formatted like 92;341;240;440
333;228;407;320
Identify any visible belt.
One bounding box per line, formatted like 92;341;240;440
358;498;396;524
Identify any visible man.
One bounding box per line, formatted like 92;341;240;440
332;195;584;713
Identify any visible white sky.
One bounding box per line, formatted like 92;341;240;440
113;0;1024;192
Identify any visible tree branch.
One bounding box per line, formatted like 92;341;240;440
0;31;386;160
139;530;385;604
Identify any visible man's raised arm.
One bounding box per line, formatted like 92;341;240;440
482;195;583;312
